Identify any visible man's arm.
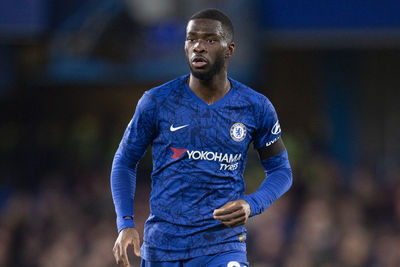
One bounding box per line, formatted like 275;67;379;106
111;145;144;266
243;138;292;216
110;92;156;266
243;97;292;216
111;149;139;232
213;138;292;226
111;91;156;232
111;125;144;267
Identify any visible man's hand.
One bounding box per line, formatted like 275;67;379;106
113;227;141;267
213;199;251;227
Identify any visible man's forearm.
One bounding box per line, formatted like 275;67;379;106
111;153;138;233
243;150;292;216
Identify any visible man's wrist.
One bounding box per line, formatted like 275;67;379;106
242;196;256;217
117;216;136;233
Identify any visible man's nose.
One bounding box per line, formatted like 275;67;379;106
193;40;206;53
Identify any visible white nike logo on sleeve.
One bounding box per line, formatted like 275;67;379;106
170;124;189;132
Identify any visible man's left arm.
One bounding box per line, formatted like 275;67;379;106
243;138;292;216
213;138;292;226
214;97;292;226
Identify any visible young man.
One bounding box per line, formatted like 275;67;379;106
111;8;292;267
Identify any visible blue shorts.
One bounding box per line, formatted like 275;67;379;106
141;250;249;267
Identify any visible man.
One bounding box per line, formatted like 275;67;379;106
111;8;292;267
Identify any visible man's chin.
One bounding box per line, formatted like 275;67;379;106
190;69;214;81
188;56;224;81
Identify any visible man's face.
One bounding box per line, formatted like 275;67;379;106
184;19;231;81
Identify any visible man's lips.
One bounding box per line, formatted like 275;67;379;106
193;61;207;68
192;56;208;68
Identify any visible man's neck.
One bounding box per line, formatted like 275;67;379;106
188;72;231;105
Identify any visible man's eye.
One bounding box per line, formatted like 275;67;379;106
207;39;216;43
187;38;195;42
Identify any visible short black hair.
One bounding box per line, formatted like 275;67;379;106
189;8;234;42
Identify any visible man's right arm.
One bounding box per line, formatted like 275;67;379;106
110;144;140;232
111;92;156;266
110;91;157;233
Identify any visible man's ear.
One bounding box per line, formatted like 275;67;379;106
225;42;235;58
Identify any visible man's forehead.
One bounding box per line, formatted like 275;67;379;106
186;19;224;36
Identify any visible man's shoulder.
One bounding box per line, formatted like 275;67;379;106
145;75;187;100
230;77;272;106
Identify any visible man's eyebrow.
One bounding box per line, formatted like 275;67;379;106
186;32;220;37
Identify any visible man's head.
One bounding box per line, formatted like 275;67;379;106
189;8;234;43
185;8;235;81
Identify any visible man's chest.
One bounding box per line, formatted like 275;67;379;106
154;103;257;153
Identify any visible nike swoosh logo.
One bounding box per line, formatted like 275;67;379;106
170;124;189;132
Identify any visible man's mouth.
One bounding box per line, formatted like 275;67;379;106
192;56;208;68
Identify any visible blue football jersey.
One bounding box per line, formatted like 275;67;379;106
112;74;284;261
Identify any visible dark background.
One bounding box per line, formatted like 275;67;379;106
1;1;400;266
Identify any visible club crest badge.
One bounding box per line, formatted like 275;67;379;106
230;123;247;142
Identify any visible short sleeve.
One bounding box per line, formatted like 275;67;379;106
253;97;282;150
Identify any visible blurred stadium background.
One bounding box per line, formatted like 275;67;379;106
1;0;400;266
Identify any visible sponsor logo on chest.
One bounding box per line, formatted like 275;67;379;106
170;147;242;171
187;150;242;171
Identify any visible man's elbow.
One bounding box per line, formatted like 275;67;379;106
273;165;292;193
285;167;293;191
